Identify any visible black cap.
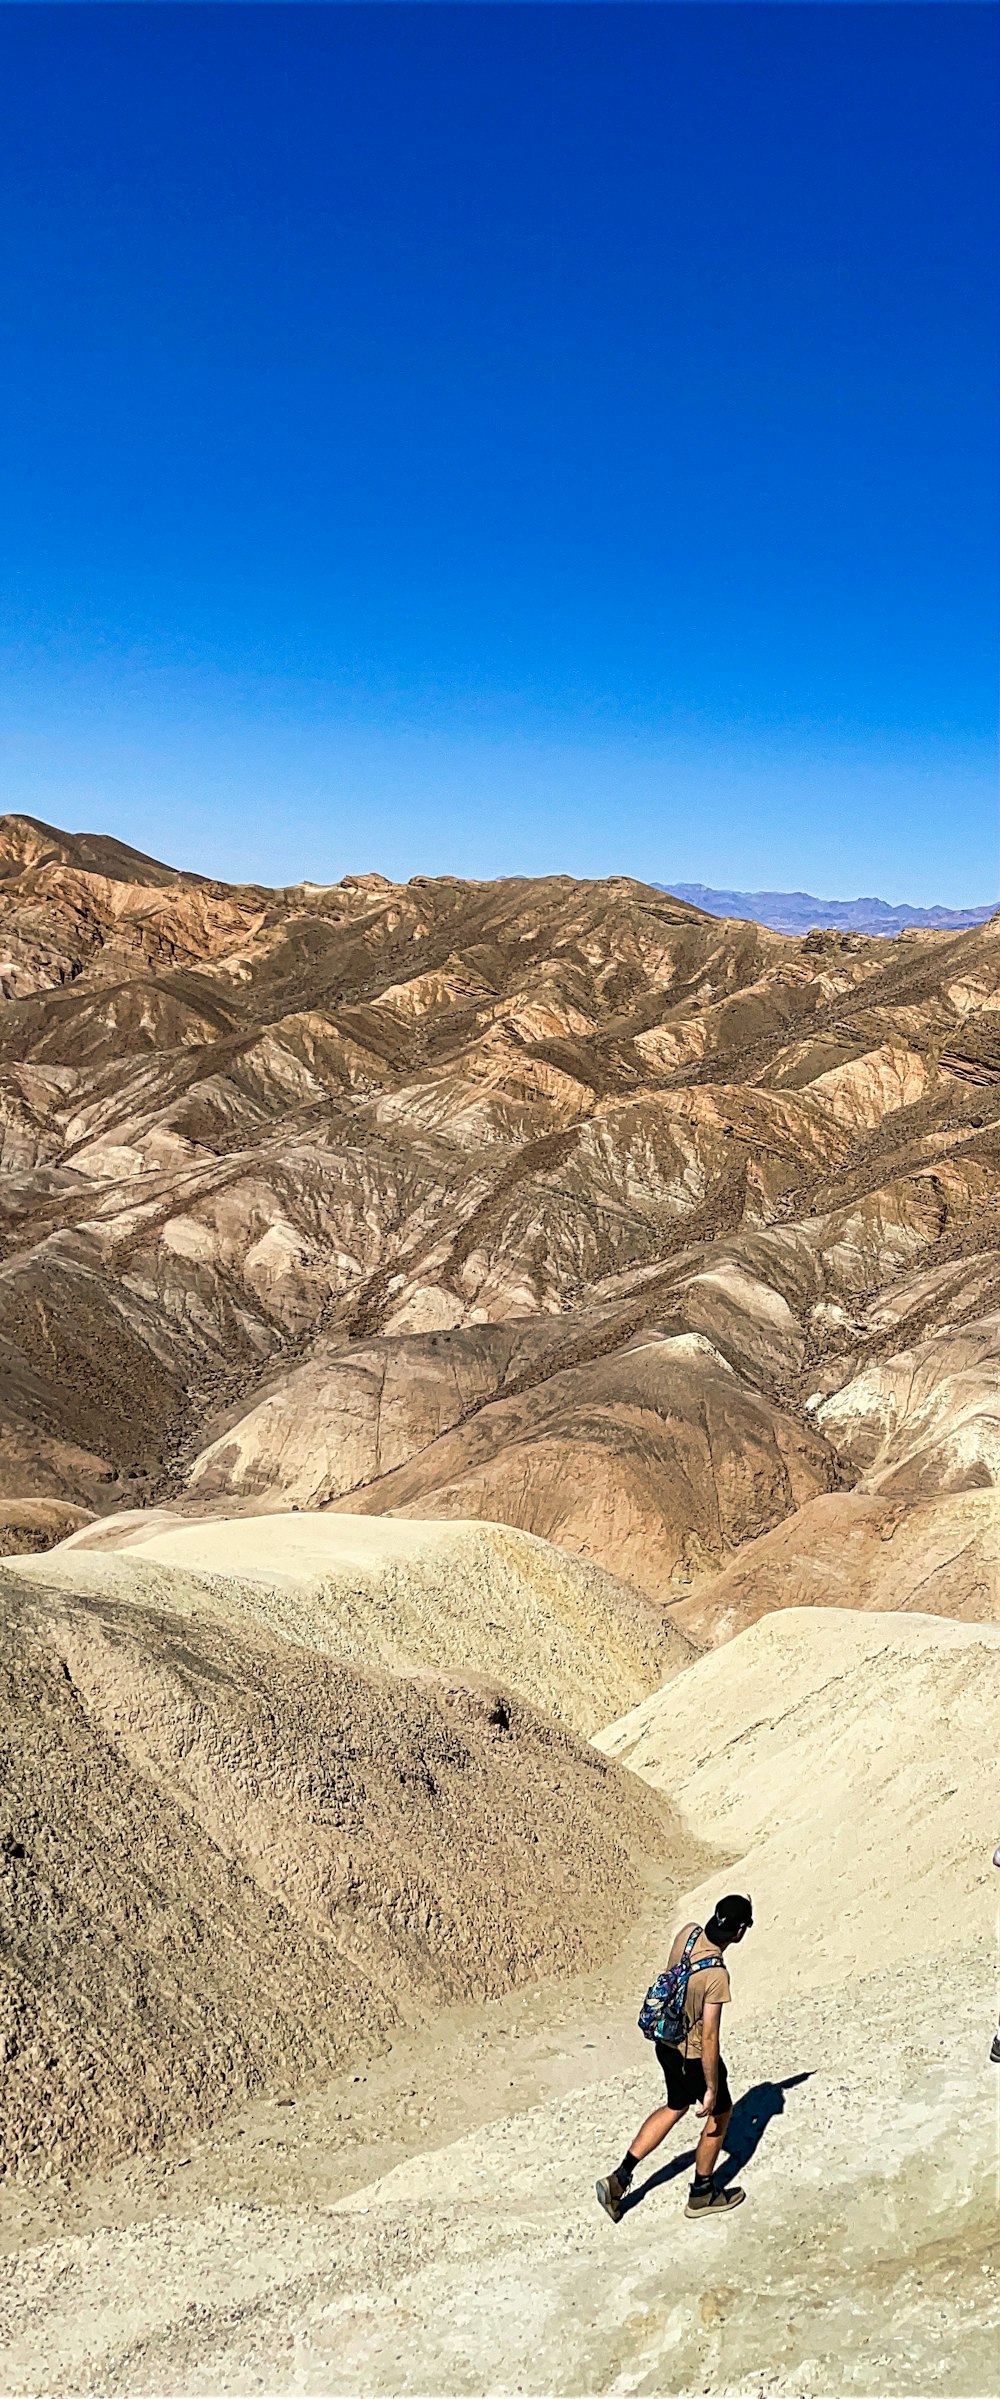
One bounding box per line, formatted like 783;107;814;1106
713;1894;753;1934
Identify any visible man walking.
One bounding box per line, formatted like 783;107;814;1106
597;1893;753;2221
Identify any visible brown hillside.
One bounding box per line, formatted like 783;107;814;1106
0;819;994;1633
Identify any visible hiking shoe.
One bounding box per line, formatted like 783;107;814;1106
685;2182;745;2218
596;2173;628;2223
990;2032;1000;2065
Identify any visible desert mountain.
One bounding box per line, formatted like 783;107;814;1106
0;813;995;1637
1;817;998;2392
665;881;996;934
0;812;209;893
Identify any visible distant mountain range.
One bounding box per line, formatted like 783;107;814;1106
661;884;997;936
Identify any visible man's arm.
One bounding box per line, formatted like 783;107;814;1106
697;2000;724;2118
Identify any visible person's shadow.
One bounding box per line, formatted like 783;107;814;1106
620;2072;813;2213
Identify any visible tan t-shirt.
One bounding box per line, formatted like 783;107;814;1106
666;1923;731;2058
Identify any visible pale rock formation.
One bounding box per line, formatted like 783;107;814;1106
21;1509;694;1735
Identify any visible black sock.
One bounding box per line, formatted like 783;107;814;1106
617;2151;639;2186
691;2171;713;2193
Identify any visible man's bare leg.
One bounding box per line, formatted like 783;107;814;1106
693;2102;731;2179
625;2100;689;2164
686;2102;745;2216
595;2102;689;2220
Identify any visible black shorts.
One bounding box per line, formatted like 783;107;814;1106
655;2041;731;2117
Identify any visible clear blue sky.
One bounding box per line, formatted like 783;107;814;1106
0;3;996;899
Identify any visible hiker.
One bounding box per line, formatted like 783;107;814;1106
991;1843;1000;2065
596;1893;753;2222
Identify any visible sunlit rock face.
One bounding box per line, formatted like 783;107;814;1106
0;811;996;1624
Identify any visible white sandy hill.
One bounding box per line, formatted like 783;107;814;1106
597;1606;1000;1989
15;1508;693;1735
8;1604;997;2399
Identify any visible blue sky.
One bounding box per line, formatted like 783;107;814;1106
0;4;996;898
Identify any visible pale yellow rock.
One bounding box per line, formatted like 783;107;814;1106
22;1508;693;1734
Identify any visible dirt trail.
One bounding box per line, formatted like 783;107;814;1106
1;1899;996;2398
3;1607;998;2397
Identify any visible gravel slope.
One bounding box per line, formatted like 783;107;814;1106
0;1566;698;2183
2;1606;996;2397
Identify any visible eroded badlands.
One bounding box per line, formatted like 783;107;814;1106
0;818;998;2396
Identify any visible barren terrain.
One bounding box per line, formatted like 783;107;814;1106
2;1609;996;2397
0;813;995;1632
0;817;998;2396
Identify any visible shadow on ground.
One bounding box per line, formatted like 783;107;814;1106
622;2071;813;2213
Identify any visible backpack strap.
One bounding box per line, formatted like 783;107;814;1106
666;1931;723;1987
679;1930;724;1969
676;1929;724;1986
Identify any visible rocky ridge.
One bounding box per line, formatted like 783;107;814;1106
665;881;996;935
0;812;994;1631
9;1509;694;1737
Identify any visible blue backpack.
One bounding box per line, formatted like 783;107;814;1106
638;1926;723;2046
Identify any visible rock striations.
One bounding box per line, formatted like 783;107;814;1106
0;812;994;1629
